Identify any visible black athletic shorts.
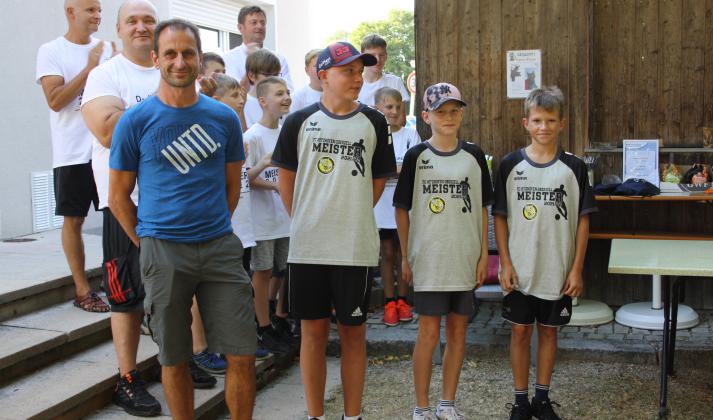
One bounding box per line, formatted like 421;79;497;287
287;263;372;326
414;290;475;316
101;209;144;312
502;290;572;327
378;228;399;241
53;162;99;217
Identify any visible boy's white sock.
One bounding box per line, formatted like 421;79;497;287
307;415;325;420
342;414;362;420
438;399;455;408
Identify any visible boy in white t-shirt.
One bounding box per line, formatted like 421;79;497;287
373;87;421;327
358;34;410;125
289;49;322;113
244;76;293;354
243;49;282;129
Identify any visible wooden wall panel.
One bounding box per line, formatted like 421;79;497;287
415;0;713;308
660;0;682;144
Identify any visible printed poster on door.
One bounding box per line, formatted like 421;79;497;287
506;50;542;99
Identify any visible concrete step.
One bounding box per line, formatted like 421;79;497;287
0;301;111;384
0;335;158;420
86;355;280;419
0;229;103;322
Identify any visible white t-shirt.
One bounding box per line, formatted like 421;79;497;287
245;123;291;241
244;95;262;129
36;36;113;168
81;54;159;209
232;158;256;248
374;127;421;229
223;43;293;91
358;73;410;106
290;85;321;114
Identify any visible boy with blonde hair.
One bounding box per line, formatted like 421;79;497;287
290;49;322;113
244;76;293;354
395;82;493;420
494;86;596;420
373;87;420;326
272;41;395;420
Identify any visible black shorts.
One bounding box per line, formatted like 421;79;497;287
378;229;399;241
287;263;371;326
53;162;99;217
414;290;475;316
102;209;144;312
502;290;572;327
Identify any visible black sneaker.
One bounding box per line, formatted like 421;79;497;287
272;314;295;344
530;398;561;420
507;402;533;420
112;370;162;417
258;327;291;353
189;360;217;389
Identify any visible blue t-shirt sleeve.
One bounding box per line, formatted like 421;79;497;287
110;111;140;172
225;113;245;162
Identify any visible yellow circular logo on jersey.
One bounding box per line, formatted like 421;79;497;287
429;197;445;214
317;157;335;174
522;204;538;220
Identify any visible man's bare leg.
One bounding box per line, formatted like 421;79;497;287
300;318;330;417
338;323;367;417
191;297;209;354
111;311;143;375
162;362;193;420
62;216;90;297
224;354;256;420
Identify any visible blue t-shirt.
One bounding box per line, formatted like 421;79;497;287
110;94;245;243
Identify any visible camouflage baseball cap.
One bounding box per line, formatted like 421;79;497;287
422;82;467;111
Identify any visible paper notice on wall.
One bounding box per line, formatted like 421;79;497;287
506;50;542;99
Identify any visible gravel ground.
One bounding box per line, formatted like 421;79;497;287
324;354;713;419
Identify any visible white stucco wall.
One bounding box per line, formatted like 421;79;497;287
0;0;296;239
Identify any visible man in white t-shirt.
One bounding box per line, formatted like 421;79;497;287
80;0;162;415
357;34;410;125
36;0;113;314
289;49;322;114
223;5;293;91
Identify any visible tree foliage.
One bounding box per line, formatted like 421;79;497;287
326;10;415;82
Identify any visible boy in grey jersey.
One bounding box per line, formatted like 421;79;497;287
272;42;395;420
394;83;493;420
493;87;596;420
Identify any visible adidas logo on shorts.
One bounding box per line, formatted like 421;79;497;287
351;307;363;317
560;307;570;317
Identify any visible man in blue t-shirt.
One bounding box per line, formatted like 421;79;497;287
108;19;255;420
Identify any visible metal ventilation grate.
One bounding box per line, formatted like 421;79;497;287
31;171;63;232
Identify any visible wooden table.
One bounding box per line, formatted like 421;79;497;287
608;239;713;418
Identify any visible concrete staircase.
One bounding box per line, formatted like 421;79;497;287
0;231;295;419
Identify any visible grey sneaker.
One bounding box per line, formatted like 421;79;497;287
413;408;438;420
435;405;464;420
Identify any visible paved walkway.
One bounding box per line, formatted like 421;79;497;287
357;303;713;364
